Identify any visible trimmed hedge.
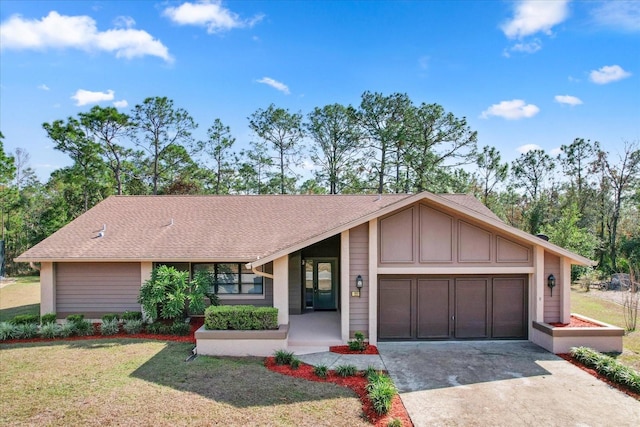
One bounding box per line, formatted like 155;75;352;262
204;305;278;330
11;314;40;325
570;346;640;393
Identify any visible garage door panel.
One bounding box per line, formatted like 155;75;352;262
379;279;412;339
492;278;526;338
417;279;451;338
455;279;489;338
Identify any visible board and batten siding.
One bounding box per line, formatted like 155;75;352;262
543;253;561;323
55;262;141;317
349;224;369;337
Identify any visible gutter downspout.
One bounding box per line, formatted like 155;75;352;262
246;262;274;280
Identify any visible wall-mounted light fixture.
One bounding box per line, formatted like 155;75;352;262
547;274;556;297
353;275;363;298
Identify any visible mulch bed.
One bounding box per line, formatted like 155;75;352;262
1;318;204;345
557;353;640;400
330;344;379;355
265;357;412;426
549;315;602;327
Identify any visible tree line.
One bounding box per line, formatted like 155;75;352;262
0;92;638;277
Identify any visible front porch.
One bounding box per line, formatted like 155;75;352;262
288;311;342;354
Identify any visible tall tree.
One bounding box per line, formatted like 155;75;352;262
234;142;274;195
557;138;599;225
475;146;508;207
306;103;362;194
511;149;555;234
78;106;136;195
248;104;304;194
133;97;198;195
196;119;236;194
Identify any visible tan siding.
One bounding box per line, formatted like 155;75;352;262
544;253;561;323
349;224;369;336
56;262;141;316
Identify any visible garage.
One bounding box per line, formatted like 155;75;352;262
378;275;527;340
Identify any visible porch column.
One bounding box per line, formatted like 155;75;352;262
273;255;289;326
560;256;572;324
340;230;350;342
40;262;55;316
368;218;378;345
533;246;545;323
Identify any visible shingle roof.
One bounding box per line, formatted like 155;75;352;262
16;193;498;262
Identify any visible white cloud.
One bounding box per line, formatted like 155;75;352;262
550;147;562;156
0;11;172;62
38;84;50;91
481;99;540;120
501;0;570;38
591;1;640;32
71;89;114;106
589;65;632;84
163;0;264;34
113;100;128;108
113;16;136;29
554;95;583;106
517;144;542;154
257;77;290;94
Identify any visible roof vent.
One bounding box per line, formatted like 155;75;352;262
536;234;549;241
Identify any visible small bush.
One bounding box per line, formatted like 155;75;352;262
39;322;61;339
290;358;301;370
66;314;85;324
335;364;358;377
348;331;366;352
59;322;76;338
387;419;402;427
100;318;120;336
14;323;39;339
41;313;57;325
364;365;378;380
101;313;119;323
146;321;170;335
0;322;18;340
74;319;95;336
313;365;328;379
170;320;191;336
274;349;295;365
204;305;278;330
121;311;143;321
366;372;397;415
570;346;640;393
123;319;144;334
11;314;40;325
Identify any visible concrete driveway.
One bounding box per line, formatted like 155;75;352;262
378;341;640;427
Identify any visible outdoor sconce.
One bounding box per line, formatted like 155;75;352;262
354;275;364;297
547;274;556;297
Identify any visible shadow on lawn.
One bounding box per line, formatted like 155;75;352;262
0;303;40;322
129;342;357;408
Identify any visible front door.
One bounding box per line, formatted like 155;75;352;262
304;258;337;310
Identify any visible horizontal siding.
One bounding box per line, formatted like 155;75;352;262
543;253;561;323
56;262;141;316
350;224;369;336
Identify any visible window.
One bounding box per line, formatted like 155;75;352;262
192;263;263;295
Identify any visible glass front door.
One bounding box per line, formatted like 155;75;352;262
304;259;337;310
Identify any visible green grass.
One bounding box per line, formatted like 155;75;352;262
571;290;640;372
0;340;369;426
0;276;40;322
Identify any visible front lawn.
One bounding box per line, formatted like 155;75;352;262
571;290;640;372
0;276;40;321
0;340;368;426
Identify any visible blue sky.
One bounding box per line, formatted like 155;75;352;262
1;0;638;182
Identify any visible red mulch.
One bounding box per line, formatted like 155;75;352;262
549;315;601;328
265;357;413;426
1;318;204;345
557;353;640;400
330;344;379;355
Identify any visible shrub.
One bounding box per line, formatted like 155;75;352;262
14;323;39;339
204;305;278;330
387;419;402;427
101;313;119;323
313;365;328;379
66;314;85;324
366;372;397;415
146;321;170;335
121;311;143;321
59;322;76;338
11;314;40;325
123;319;144;334
170;320;191;336
74;319;95;336
290;358;301;370
348;331;366;352
39;322;61;338
274;349;295;365
0;322;18;340
100;318;120;336
570;346;640;393
335;364;358;377
41;313;57;325
364;365;378;380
